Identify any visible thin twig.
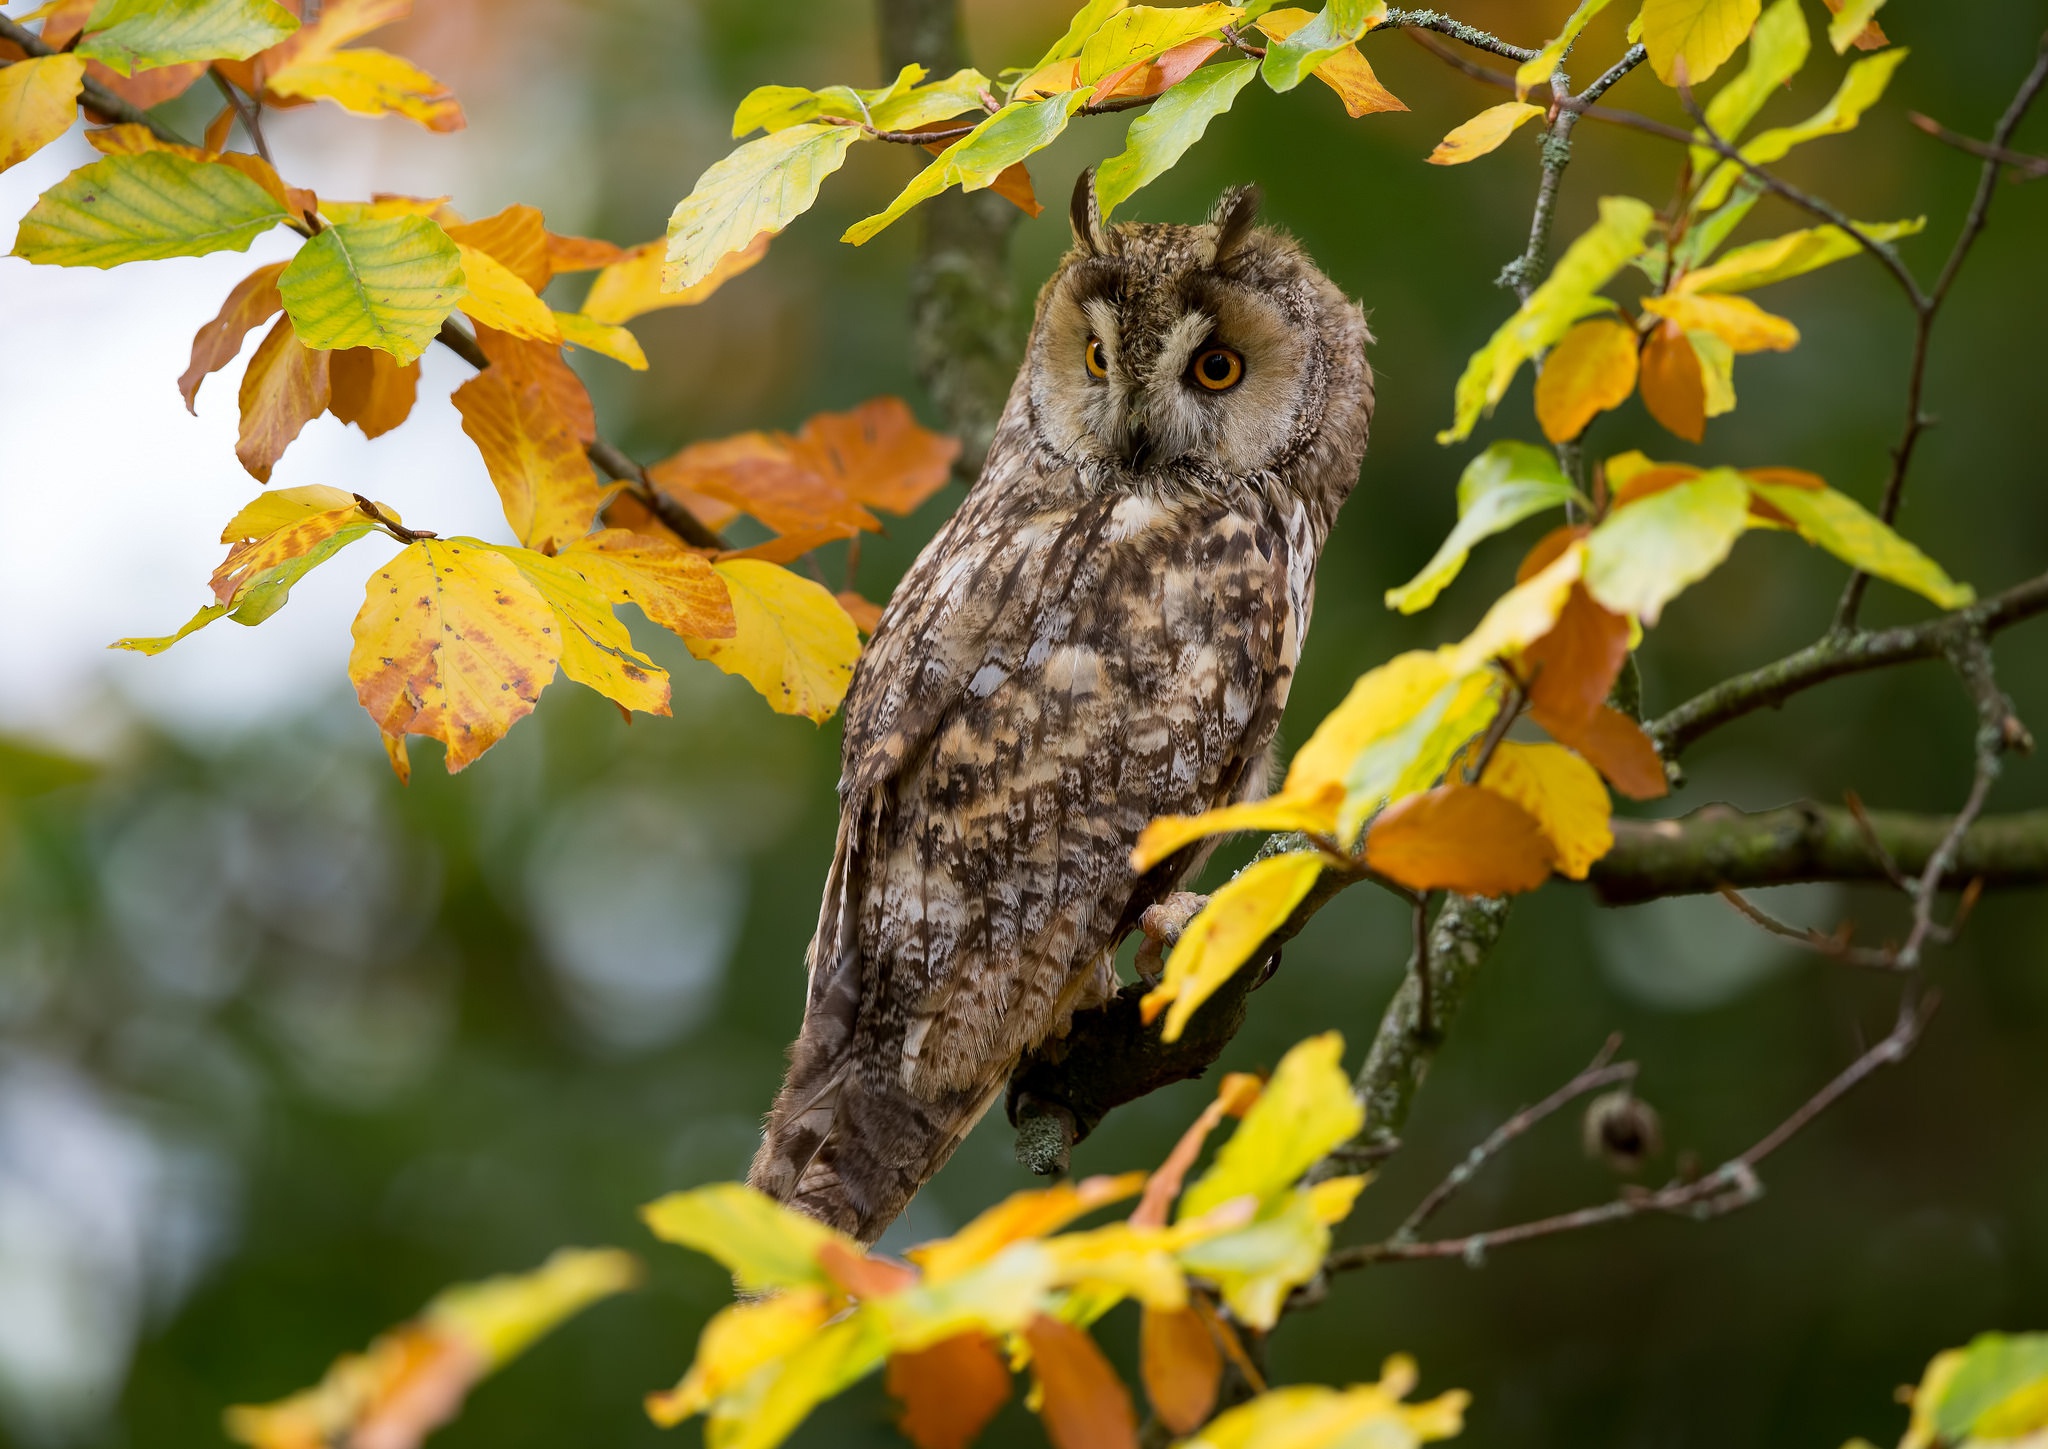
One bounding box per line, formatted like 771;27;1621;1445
0;14;196;146
1464;675;1525;782
208;66;272;166
353;495;435;543
1329;993;1936;1270
1393;1035;1634;1242
1842;790;1917;894
1909;111;2048;179
1717;885;1904;971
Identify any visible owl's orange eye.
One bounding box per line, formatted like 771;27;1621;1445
1084;337;1109;378
1191;347;1243;391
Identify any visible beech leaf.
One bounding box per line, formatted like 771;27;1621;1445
179;260;286;411
12;152;290;267
1478;741;1614;879
1639;0;1760;86
1745;473;1973;608
1140;851;1324;1043
1584;467;1750;624
666;123;858;290
582;231;768;325
1364;784;1555;895
1386;441;1580;613
236;313;331;482
844;93;1084;246
76;0;295;76
1535;318;1640;444
264;45;464;132
277;215;465;362
0;55;87;174
1095;58;1257;215
451;368;605;554
682;560;860;722
1426;101;1543;165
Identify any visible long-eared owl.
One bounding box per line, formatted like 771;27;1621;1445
749;175;1375;1243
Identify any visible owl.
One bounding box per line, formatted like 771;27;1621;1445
748;175;1375;1244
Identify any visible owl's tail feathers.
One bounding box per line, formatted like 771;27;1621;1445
747;1038;1002;1246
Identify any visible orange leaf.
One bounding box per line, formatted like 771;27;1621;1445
328;347;420;438
1611;462;1703;507
650;434;874;538
1555;705;1668;800
1140;1305;1221;1436
1638;321;1705;443
1517;523;1588;582
1092;37;1223;103
472;324;597;445
1131;1073;1263;1229
836;590;885;634
1534;318;1639;444
452;369;605;554
446;203;550;292
715;527;853;565
85;59;204;112
789;397;960;516
204;101;235;153
1024;1315;1138;1449
1256;9;1407;117
210;491;370;606
237;315;331;482
180;261;286;412
817;1240;919;1299
1364;784;1555;895
581;230;769;325
888;1333;1013;1449
560;529;736;639
544;229;625;272
1523;583;1631;738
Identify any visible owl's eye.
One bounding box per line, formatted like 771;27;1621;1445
1191;346;1244;391
1084;337;1109;379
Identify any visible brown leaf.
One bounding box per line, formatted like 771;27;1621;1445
543;229;626;273
649;433;874;538
1523;584;1631;738
180;262;286;412
1024;1315;1138;1449
446;203;550;292
84;59;205;113
789;397;959;515
472;324;596;443
1517;523;1589;583
1364;784;1555;896
329;347;420;438
888;1333;1013;1449
452;369;605;554
1638;320;1706;443
237;315;331;482
1556;705;1668;800
817;1241;919;1300
1091;37;1223;104
1140;1305;1221;1436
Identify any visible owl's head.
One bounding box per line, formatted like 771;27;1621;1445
1023;174;1373;512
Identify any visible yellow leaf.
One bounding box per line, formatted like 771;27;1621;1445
1180;1032;1360;1220
76;0;295;76
666;123;858;290
559;528;735;639
265;44;464;131
1426;101;1543;165
497;546;671;717
1640;290;1797;351
1744;474;1973;609
1694;47;1908;209
319;193;448;223
1477;741;1613;878
910;1174;1146;1281
1690;328;1736;416
1640;0;1760;86
1171;1188;1329;1331
236;313;330;482
210;486;380;622
1825;0;1885;53
1141;852;1324;1044
582;231;768;324
1130;790;1340;874
1186;1371;1469;1449
1440;536;1585;674
277;214;464;363
640;1181;853;1293
1439;196;1654;443
1515;0;1618;98
1387;441;1580;613
1;55;87;174
451;368;605;554
111;603;229;656
1534;318;1639;444
445;202;550;291
1075;3;1241;85
1584;467;1750;624
871;1244;1059;1351
427;1246;641;1367
699;1312;892;1449
1284;650;1455;801
11;151;289;266
552;310;648;370
683;560;860;722
1677;217;1924;292
647;1289;836;1428
1694;0;1809;162
844;93;1084;247
455;241;559;342
349;538;561;774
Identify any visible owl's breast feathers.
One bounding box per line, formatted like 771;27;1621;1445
828;463;1321;1100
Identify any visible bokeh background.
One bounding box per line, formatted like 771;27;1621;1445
2;0;2044;1444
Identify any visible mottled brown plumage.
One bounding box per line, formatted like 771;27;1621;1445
748;178;1375;1243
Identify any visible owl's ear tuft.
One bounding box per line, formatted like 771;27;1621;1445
1071;169;1111;256
1209;184;1262;264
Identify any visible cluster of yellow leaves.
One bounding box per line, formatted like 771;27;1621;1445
641;1033;1467;1449
223;1247;640;1449
662;0;1412;289
1847;1331;2048;1449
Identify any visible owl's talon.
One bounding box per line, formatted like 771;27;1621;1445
1135;891;1209;983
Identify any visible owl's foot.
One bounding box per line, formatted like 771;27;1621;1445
1134;891;1209;985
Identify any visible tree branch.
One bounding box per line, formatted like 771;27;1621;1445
1909;110;2048;180
1374;9;1537;63
1588;801;2048;904
1648;569;2048;757
0;14;195;146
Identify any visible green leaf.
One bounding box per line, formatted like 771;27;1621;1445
1514;0;1618;98
706;1312;891;1449
844;93;1083;246
111;603;230;656
1385;441;1581;613
1076;3;1242;85
1173;1188;1332;1330
1261;0;1385;92
640;1183;851;1293
1934;1334;2048;1444
1584;467;1750;624
1025;0;1130;75
1693;0;1808;165
11;153;290;268
732;63;924;136
1665;176;1763;275
1438;195;1655;444
76;0;296;76
1180;1032;1362;1220
1695;47;1909;210
229;519;380;624
666;123;860;290
1826;0;1885;53
277;216;465;363
1746;477;1973;609
1680;216;1925;291
1095;58;1257;214
870;68;997;130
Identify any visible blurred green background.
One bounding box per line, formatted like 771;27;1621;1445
1;1;2045;1445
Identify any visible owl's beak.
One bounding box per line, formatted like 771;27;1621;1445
1123;419;1156;470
